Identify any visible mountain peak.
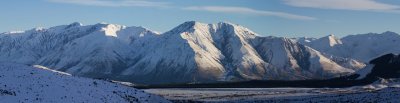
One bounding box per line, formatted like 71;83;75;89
60;22;83;29
87;23;126;37
327;34;338;40
175;21;244;29
217;21;236;26
315;34;342;47
178;21;207;27
183;21;199;24
177;21;241;29
382;31;397;34
69;22;83;27
327;34;342;46
90;23;158;38
381;31;399;37
167;21;258;37
167;21;208;34
94;22;124;27
28;27;46;32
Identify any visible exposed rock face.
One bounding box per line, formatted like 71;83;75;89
363;53;400;79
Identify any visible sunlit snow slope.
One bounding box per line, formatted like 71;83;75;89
0;63;169;103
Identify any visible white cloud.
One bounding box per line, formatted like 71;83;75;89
283;0;400;11
184;6;316;20
46;0;170;8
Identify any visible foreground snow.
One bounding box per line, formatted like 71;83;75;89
146;86;400;102
0;63;169;103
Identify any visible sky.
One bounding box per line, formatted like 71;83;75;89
1;0;400;38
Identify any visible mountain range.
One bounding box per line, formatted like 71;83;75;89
2;21;398;84
295;31;400;62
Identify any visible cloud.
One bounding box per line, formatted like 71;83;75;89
184;6;316;20
283;0;400;11
46;0;170;8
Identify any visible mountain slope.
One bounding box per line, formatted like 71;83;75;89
0;63;169;103
352;53;400;80
119;21;364;84
0;21;365;84
297;31;400;62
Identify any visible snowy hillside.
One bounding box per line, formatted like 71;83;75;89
296;31;400;62
0;63;169;103
0;21;364;84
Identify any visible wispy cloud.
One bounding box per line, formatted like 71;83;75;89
46;0;170;8
184;6;316;20
46;0;317;20
283;0;400;12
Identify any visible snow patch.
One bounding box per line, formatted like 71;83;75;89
33;65;71;76
355;64;374;80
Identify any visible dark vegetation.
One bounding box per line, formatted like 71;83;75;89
0;89;16;96
136;53;400;89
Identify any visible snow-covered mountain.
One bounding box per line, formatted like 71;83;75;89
0;62;169;103
0;21;364;84
296;31;400;62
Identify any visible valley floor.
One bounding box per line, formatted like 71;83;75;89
145;87;400;103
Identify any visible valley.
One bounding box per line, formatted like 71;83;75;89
145;87;400;102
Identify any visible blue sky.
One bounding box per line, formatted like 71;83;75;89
1;0;400;37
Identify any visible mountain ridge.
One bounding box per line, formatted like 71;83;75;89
296;31;400;62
